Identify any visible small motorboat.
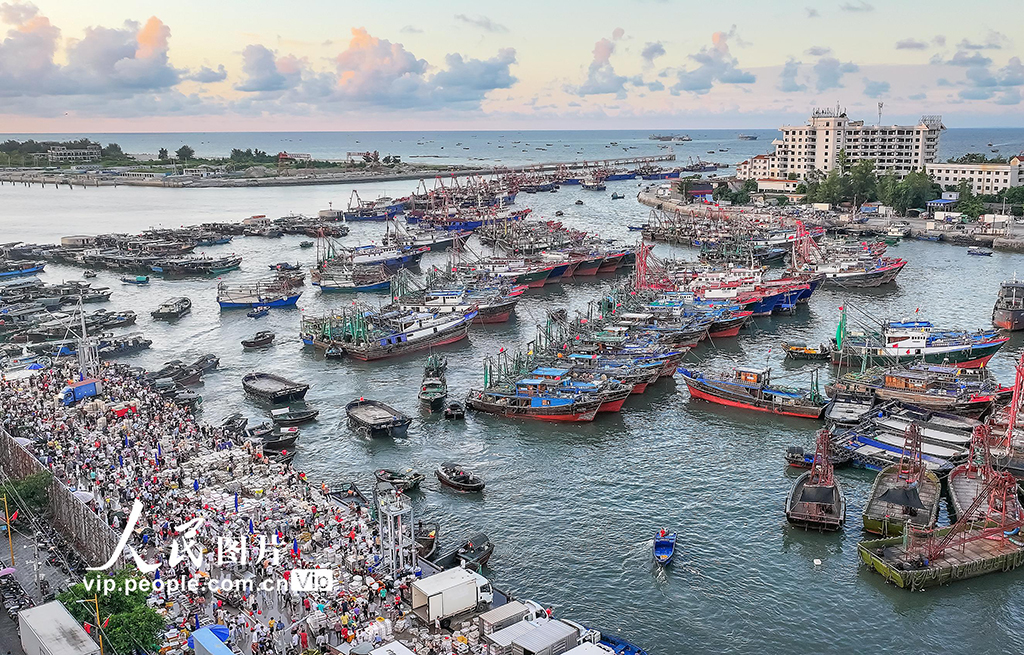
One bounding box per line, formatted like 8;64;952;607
325;347;345;359
327;482;370;507
244;421;274;439
597;632;651;655
415;521;439;560
418;354;448;412
443;402;465;420
429;532;494;570
784;445;810;468
626;225;645;231
173;390;202;407
374;468;426;491
269;450;295;465
574;199;584;205
121;275;149;285
247;306;270;319
261;433;299;451
554;210;564;217
436;462;485;492
270;407;319;426
653;530;677;565
611;192;625;200
269;262;300;271
220;412;248;434
242;331;275;348
83;270;97;279
782;341;831;361
191;353;220;372
152;296;192;320
300;241;314;248
346;398;412;437
967;246;993;256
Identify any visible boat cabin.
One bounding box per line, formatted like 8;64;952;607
734;366;770;386
530;367;570;381
882;370;931;392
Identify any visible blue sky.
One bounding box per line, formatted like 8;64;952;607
1;0;1022;130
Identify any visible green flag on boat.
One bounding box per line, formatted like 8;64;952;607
836;307;845;349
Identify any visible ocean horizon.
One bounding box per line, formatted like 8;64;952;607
3;127;1023;168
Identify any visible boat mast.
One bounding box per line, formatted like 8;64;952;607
75;296;100;380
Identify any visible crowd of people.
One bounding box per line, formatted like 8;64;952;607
0;362;448;655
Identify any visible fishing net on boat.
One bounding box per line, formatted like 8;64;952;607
879;486;927;510
798;485;835;504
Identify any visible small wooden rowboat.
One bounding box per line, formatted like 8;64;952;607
242;331;275;348
346;398;412;437
436;462;485;492
270;407;319;426
782;341;830;361
653;531;676;565
374;468;425;491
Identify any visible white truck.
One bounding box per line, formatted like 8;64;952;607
477;599;546;635
410;567;493;624
19;602;100;655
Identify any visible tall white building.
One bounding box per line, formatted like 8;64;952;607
737;108;944;182
926;157;1023;195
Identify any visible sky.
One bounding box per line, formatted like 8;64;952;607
1;0;1023;132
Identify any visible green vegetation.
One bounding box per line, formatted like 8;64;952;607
60;570;164;655
945;152;1009;164
954;179;987;219
713;179;757;205
2;471;51;514
800;151;941;215
675;174;701;202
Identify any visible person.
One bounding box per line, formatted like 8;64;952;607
660;528;666;538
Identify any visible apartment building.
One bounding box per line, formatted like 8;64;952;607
737;108;944;182
46;145;102;163
926;157;1023;195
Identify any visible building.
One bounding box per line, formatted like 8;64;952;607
47;145;102;163
736;107;944;182
756;178;801;194
925;156;1023;195
735;154;772;180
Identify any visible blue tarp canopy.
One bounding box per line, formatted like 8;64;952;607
927;198;955;205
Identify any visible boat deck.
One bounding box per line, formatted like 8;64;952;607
245;376;302;393
863;470;940;530
859;531;1024;590
349;404;399;423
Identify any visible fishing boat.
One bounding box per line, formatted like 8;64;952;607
862;423;941;536
833;314;1009;368
415;521;439;560
270;407;319;426
241;331;275;349
315;308;478;361
121;275;149;285
824;390;876;426
300;240;314;248
242;372;309;403
247;306;270;319
678;366;826;418
967;246;993;256
311;264;391;292
467;379;604;422
444;402;465;420
430;532;494;570
83;270;97;279
993;276;1024;331
782;341;830;361
191;353;220;372
596;632;650;655
581;178;606;191
346;398;412;437
220;413;248;434
259;431;300;452
151;296;192;320
785;428;846;531
374;468;426;491
653;531;676;565
418;354;448;412
435;462;485;492
611;192;625;200
217;282;301;309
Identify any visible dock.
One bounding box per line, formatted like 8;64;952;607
858;529;1024;590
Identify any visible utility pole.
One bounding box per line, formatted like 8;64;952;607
3;495;13;567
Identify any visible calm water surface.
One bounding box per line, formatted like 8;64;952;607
2;177;1024;654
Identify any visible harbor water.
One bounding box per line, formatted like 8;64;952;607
3;173;1024;654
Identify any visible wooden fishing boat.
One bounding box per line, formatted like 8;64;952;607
374;468;425;491
327;483;370;507
653;531;676;565
967;246;993;256
679;366;826;419
444;402;465;420
270;407;319;426
241;331;275;348
259;431;300;451
269;450;295;465
415;521;439;560
300;240;314;248
436;462;485;492
121;275;149;285
191;353;220;372
83;270;97;278
782;341;830;361
418;354;448;411
430;532;494;570
824;390;876;426
247;305;270;318
220;413;248;434
151;296;192;320
785;428;846;531
862;423;941;536
242;372;309;403
346;398;412;437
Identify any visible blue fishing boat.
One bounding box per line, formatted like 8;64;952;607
597;632;650;655
247;305;270;318
627;225;645;231
217;282;301;309
121;275;149;285
653;531;676;565
0;262;45;278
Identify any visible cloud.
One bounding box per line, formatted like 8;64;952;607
399;25;422;34
895;38;927;50
805;7;820;17
569;33;628;97
671;29;755;95
958;30;1009;50
805;45;832;56
958;87;994;100
840;1;873;11
641;42;665;65
431;49;517;102
612;27;625;41
998;57;1024;86
932;35;946;47
778;59;805;92
945;50;992;67
812;57;858;91
862;78;889;97
0;0;36;24
235;44;301;92
188;64;227;83
995;88;1021;105
454;14;507;33
908;92;926;100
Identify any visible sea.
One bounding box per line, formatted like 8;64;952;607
2;129;1024;654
